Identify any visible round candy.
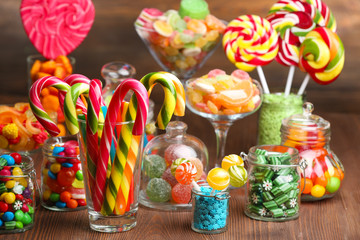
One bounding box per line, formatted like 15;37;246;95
56;201;67;208
311;184;326;198
144;155;167;178
175;162;197;185
67;199;79;208
164;144;197;166
50;193;60;202
170;158;190;176
55;152;67;164
57;168;75;186
50;163;62;173
221;154;244;171
161;167;178;187
21;213;32;225
2;211;15;221
10;153;22;165
326;177;341;193
4;192;16;204
14;210;25;221
76;170;83;180
1;155;15;166
12;167;23;176
146;178;172;202
0;202;8;212
22;188;31;198
64;147;77;157
77;199;86;206
60;191;72;203
15;221;24;229
5;180;16;189
189;157;204;181
228;165;248;187
206;168;230;191
21;204;29;213
171;183;192;204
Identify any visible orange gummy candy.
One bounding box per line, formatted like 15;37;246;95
30;60;42;82
40;60;56;74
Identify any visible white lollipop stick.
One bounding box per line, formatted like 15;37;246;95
257;66;270;94
191;181;200;192
297;74;310;95
284;66;295;96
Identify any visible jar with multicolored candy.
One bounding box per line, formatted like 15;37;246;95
41;135;86;211
281;102;344;201
0;154;36;233
243;145;306;221
140;121;208;211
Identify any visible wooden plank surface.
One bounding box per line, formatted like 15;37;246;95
1;0;360;239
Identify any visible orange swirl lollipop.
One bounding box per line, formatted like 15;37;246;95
175;162;197;185
206;168;230;191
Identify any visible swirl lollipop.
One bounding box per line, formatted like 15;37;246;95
223;15;279;94
298;27;344;91
206;167;230;191
175;162;197;185
228;165;248;188
20;0;95;59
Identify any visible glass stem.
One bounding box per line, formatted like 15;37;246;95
211;121;232;168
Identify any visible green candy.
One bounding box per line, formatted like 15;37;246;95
146;178;171;202
5;221;16;230
15;221;24;229
144;155;167;178
76;170;83;181
228;165;248;187
179;0;209;20
28;205;34;214
50;193;60;202
14;210;25;222
326;177;341;193
21;213;32;225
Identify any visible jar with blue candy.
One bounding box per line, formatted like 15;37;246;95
41;135;86;211
0;153;36;233
191;181;230;234
242;145;307;222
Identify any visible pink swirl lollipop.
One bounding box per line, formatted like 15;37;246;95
20;0;95;59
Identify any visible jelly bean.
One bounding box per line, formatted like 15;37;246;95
60;191;72;203
15;221;23;229
0;169;11;181
77;199;86;206
75;170;83;181
311;184;326;198
61;163;73;168
52;146;65;155
0;219;2;227
21;204;29;213
4;192;16;204
48;170;57;180
13;185;24;195
18;178;28;188
1;155;15;166
5;180;16;189
57;168;75;186
22;188;31;198
15;194;23;201
300;178;313;194
43;189;51;201
12;167;23;176
66;199;78;209
50;163;62;173
0;192;7;201
314;174;328;187
50;193;60;202
55;201;67;208
64;147;77;157
14;210;24;222
326;177;341;193
2;211;14;221
10;153;22;165
0;202;8;212
55;152;67;164
27;205;34;214
21;213;32;225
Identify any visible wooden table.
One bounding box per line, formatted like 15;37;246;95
1;0;360;239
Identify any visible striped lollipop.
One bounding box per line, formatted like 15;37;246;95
175;162;197;185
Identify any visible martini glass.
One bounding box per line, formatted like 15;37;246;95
185;79;263;169
134;24;224;83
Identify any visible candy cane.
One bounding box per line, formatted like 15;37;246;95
94;79;148;214
29;76;71;136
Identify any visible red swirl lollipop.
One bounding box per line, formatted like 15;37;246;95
20;0;95;59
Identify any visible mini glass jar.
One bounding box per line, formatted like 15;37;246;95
191;181;230;234
281;102;344;201
0;154;36;233
41;135;86;211
243;145;306;222
258;91;304;145
140;121;209;211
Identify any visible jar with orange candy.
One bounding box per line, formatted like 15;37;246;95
281;102;344;201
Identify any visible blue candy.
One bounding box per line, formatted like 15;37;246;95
0;219;3;227
52;147;65;155
61;163;73;168
48;170;57;180
1;155;15;166
55;201;67;208
2;211;15;222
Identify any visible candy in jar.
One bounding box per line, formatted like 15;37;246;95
41;136;86;211
140;121;208;210
281;102;344;201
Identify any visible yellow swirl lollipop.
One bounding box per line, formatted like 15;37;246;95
206;168;230;191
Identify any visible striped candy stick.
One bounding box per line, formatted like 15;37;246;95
29;76;71;136
140;72;185;129
95;79;149;215
63;82;90;135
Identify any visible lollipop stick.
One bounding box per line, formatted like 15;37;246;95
256;66;270;94
284;66;295;96
297;74;310;95
191;181;200;192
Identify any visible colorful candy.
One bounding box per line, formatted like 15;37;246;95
221;154;244;171
171;158;190;176
146;178;172;202
206;168;230;191
171;183;192;204
228;165;248;188
164;143;197;166
144;155;167;178
175;162;197;185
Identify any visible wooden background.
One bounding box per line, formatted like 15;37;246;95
0;0;360;239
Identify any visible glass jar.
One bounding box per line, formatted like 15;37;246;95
41;135;86;211
0;154;36;233
258;91;304;145
243;145;306;222
191;181;230;234
281;102;344;201
140;121;209;211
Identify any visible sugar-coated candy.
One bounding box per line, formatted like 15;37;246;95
144;155;167;178
221;154;244;171
161;167;178;187
175;162;197;185
228;165;248;188
189;157;204;181
171;183;192;204
164;144;197;166
206;168;230;191
146;178;172;202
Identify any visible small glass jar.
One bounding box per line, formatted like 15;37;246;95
140;121;209;210
258;91;304;145
0;154;36;233
191;181;230;234
281;102;344;201
41;135;86;211
243;145;306;222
